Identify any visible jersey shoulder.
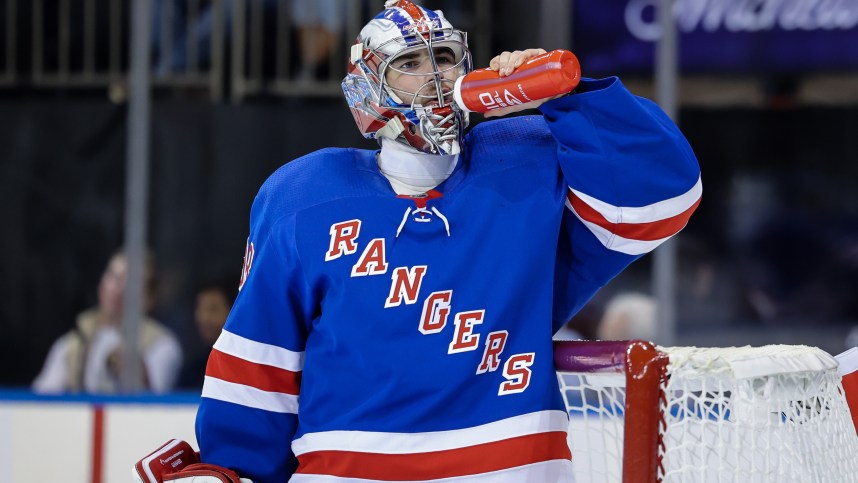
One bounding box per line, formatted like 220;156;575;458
250;147;381;232
465;115;556;164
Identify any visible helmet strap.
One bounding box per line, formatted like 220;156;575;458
377;116;406;141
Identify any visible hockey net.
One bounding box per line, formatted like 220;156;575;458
554;340;858;483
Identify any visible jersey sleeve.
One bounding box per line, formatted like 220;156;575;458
539;77;702;328
195;190;318;483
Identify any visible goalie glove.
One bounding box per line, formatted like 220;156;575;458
133;439;253;483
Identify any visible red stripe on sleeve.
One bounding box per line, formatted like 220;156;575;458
206;349;301;395
295;431;570;480
568;191;700;241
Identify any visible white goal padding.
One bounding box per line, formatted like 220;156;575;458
558;343;858;483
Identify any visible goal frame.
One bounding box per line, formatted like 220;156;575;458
554;340;669;483
555;339;858;483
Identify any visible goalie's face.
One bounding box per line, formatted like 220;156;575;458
384;46;462;108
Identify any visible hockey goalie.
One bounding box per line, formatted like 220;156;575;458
134;0;701;481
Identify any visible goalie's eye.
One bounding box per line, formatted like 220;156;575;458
434;49;456;65
393;48;457;73
397;59;421;71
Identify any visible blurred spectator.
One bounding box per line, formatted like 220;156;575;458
176;277;237;389
554;296;603;341
151;0;253;77
150;0;349;82
32;249;182;394
291;0;345;81
596;292;657;342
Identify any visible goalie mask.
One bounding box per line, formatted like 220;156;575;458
342;0;472;155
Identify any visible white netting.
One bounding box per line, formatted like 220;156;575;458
558;344;858;483
560;372;626;482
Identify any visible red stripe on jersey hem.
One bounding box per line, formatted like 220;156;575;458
295;431;571;480
568;191;700;241
206;348;301;395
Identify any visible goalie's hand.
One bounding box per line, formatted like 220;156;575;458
484;48;567;118
133;439;252;483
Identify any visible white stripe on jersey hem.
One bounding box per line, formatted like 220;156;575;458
202;375;299;414
291;410;568;456
287;459;575;483
569;175;702;224
214;329;304;372
566;201;670;255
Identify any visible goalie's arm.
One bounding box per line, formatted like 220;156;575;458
541;77;702;328
195;191;317;481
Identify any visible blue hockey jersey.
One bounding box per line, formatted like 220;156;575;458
196;77;701;483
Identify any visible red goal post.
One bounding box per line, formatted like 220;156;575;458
554;340;858;483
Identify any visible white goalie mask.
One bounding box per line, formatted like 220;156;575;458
342;0;472;155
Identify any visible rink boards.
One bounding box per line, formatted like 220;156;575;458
1;393;838;483
0;392;198;483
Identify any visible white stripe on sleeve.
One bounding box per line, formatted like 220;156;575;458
213;329;304;372
202;375;299;414
569;175;702;224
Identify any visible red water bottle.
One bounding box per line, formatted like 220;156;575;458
453;49;581;114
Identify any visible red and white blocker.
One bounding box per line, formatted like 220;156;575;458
133;439;252;483
289;410;574;482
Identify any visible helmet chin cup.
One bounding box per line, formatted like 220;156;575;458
416;105;464;156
